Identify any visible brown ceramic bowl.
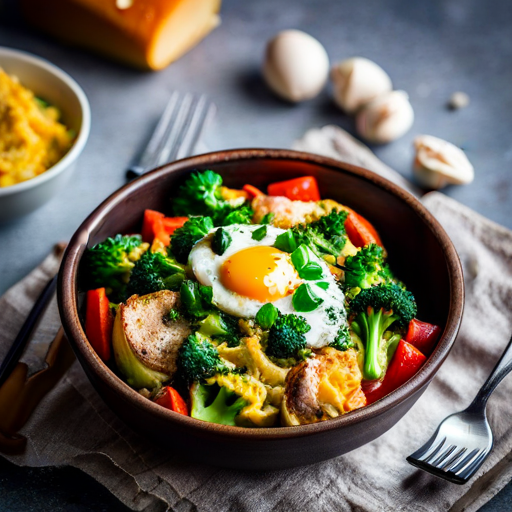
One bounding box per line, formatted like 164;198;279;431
58;149;464;470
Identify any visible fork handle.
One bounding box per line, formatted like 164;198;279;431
126;165;145;179
467;333;512;412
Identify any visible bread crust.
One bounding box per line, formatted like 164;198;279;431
20;0;221;70
120;290;191;375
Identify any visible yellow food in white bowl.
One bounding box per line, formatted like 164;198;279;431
0;47;90;222
0;68;75;187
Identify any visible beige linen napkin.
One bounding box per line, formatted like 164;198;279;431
2;126;512;512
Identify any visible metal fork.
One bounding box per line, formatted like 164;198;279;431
407;333;512;484
127;91;216;179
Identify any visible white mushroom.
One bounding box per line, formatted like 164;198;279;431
355;90;414;144
413;135;474;189
330;57;392;114
263;30;329;102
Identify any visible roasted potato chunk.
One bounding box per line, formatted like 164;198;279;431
282;347;366;426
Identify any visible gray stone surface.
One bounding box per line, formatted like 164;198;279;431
0;0;511;510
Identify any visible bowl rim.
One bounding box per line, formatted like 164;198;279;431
58;148;464;440
0;46;91;197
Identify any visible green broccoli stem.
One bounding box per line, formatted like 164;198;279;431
190;383;247;426
356;307;398;380
307;231;337;256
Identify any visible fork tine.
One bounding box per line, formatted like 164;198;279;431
431;444;457;468
176;95;216;160
153;92;193;167
453;448;484;477
457;450;487;480
449;448;480;474
442;447;468;472
418;437;446;463
139;91;180;170
167;94;200;162
127;91;216;179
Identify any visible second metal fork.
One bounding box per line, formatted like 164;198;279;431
127;91;216;179
407;333;512;484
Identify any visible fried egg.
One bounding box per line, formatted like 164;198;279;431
188;224;346;348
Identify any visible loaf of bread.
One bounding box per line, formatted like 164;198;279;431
20;0;221;70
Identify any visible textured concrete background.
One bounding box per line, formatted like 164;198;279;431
1;0;512;510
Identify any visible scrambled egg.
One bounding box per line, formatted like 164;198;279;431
0;69;74;187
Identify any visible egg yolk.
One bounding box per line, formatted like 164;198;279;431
220;246;300;302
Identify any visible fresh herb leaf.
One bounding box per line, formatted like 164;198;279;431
212;228;232;255
251;225;267;241
255;303;279;329
292;283;324;312
290;244;323;280
260;213;275;225
274;230;298;253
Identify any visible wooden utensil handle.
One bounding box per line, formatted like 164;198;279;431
0;328;75;455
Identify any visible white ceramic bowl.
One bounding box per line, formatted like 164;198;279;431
0;47;91;222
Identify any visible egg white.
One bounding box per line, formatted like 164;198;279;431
188;224;346;349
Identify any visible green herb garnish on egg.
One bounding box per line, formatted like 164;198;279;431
293;283;324;312
212;227;232;255
255;303;279;329
290;244;323;280
252;225;267;241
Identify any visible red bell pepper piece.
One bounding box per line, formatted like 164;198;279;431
267;176;321;202
85;288;113;362
243;184;264;198
344;207;384;248
141;209;165;243
364;340;427;405
405;318;441;356
154;386;188;415
141;209;187;246
162;216;188;234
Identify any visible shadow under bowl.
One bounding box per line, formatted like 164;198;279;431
58;149;464;470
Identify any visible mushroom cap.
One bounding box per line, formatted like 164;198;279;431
263;29;329;102
330;57;392;114
413;134;474;189
356;90;414;144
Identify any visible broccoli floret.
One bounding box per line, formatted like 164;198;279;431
275;211;349;258
173;170;224;217
266;314;311;359
177;333;233;384
168;309;181;322
172;170;253;226
198;311;241;347
219;204;253;226
82;234;147;301
180;280;214;319
343;244;394;290
125;250;184;298
170;216;214;264
349;283;417;380
190;382;248;426
329;324;354;351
